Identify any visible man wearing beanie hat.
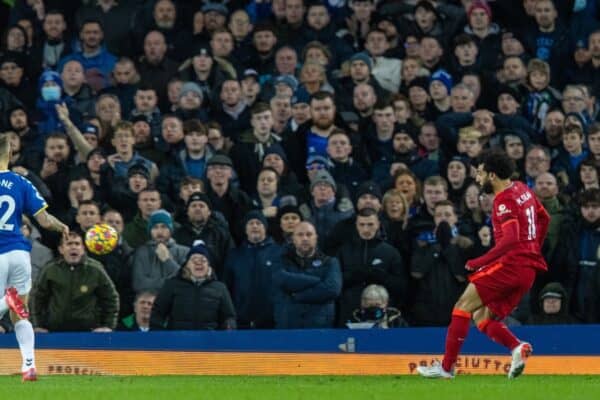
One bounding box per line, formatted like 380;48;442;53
173;192;234;278
464;0;503;71
407;76;432;117
300;169;354;247
132;209;189;293
176;82;208;121
150;239;237;330
429;69;452;116
223;210;283;328
276;203;303;244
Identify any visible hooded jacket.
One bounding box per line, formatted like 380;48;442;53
528;282;577;325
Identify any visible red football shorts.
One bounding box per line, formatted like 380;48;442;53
468;262;536;319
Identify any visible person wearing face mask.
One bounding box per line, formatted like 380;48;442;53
350;284;408;329
35;70;82;136
150;240;237;330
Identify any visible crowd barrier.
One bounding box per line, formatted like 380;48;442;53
0;325;598;376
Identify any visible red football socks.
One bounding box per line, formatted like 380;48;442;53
442;308;472;372
478;319;520;351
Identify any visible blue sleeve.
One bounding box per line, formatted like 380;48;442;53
23;177;47;217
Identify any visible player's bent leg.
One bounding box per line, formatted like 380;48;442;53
417;284;485;379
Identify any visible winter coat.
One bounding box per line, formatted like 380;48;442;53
150;271;236;330
409;241;467;326
223;237;284;328
527;282;578;325
336;235;408;325
32;256;119;331
173;216;234;278
89;240;135;318
273;249;342;329
131;238;189;293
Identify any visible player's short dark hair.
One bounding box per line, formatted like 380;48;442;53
480;149;515;180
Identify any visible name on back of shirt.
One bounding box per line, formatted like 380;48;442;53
515;191;532;206
0;179;14;190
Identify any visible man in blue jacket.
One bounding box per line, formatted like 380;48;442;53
223;210;283;329
273;221;342;328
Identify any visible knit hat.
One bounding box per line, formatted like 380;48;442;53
131;114;151;125
243;210;268;229
0;51;25;69
310;170;337;192
81;123;99;137
195;44;213;58
350;52;373;70
467;0;492;20
408;76;430;92
201;2;228;16
264;144;289;164
274;75;299;92
291;86;310;106
128;163;150;180
38;69;62;90
243;69;259;79
393;123;418;143
187;191;212;210
147;209;173;233
306;154;330;168
447;155;471;173
430;69;453;94
496;84;522;104
179;82;204;100
277;204;303;221
185;240;212;265
355;181;383;202
206;153;233;167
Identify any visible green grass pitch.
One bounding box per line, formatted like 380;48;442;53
1;376;599;400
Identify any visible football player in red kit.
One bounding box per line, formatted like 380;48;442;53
418;149;550;379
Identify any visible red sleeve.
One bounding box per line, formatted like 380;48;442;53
466;219;520;270
536;203;550;247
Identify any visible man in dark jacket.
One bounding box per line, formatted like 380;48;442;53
151;241;236;330
32;232;119;332
173;192;234;278
224;211;284;328
205;154;253;243
230;102;283;194
336;208;407;326
528;282;577;325
409;201;470;326
273;221;342;328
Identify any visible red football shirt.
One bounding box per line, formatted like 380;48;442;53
467;181;549;271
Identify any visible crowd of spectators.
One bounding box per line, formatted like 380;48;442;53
1;0;600;333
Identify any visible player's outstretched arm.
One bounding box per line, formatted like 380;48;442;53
34;210;70;240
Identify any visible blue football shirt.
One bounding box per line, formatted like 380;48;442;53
0;171;48;253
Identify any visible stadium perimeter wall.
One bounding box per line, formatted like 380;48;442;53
0;326;598;376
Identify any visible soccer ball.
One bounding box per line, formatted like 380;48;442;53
85;224;119;255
